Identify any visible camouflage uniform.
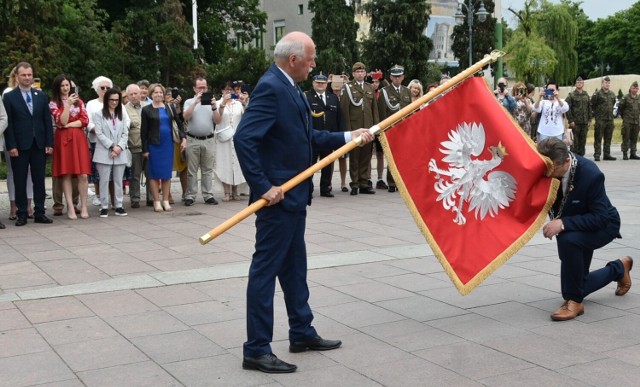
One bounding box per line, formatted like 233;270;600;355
565;89;591;156
590;87;617;160
617;88;640;160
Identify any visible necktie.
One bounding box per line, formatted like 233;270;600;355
26;93;33;114
319;93;325;105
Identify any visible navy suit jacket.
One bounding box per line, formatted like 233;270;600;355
555;154;621;238
235;64;346;212
3;87;54;151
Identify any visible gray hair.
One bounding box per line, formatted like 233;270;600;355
537;137;569;165
274;37;305;61
125;84;140;93
91;76;113;93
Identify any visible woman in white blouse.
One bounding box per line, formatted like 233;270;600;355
213;81;246;201
92;88;129;218
533;80;569;143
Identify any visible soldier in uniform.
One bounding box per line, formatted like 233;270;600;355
590;76;617;161
565;76;591;156
305;73;345;196
341;62;379;195
617;81;640;160
378;65;412;192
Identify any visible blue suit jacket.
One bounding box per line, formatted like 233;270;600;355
235;64;346;212
556;154;621;238
3;87;54;151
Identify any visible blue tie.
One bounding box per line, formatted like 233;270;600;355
26;92;33;114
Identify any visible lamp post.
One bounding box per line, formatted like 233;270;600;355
455;0;490;68
595;62;610;77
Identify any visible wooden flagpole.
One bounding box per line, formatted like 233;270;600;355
199;51;505;245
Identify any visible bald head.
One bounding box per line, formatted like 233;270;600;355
126;84;141;105
274;32;316;82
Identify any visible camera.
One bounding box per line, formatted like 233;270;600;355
70;86;76;95
518;88;526;96
498;82;506;93
231;93;239;100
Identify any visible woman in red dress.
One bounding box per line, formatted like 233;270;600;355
49;74;91;219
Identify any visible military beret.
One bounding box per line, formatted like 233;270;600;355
371;70;383;80
390;65;404;76
633;81;639;88
313;72;328;82
603;76;611;82
352;62;366;71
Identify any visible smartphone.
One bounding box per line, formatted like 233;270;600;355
171;88;179;99
544;89;554;100
201;92;213;105
231;93;239;100
70;86;76;95
33;77;41;89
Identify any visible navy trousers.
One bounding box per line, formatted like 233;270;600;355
556;228;623;302
11;140;47;219
243;206;317;357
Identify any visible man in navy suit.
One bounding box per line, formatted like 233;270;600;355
235;32;373;373
3;62;54;226
539;137;632;321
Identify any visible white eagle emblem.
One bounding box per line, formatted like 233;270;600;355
427;122;517;225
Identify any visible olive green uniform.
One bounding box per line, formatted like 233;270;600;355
590;89;617;160
617;92;640;159
565;89;591;156
378;84;411;189
341;81;379;189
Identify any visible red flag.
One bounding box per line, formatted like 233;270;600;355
380;77;558;295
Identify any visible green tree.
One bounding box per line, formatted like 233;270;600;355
206;46;270;91
361;0;434;83
503;29;557;85
451;0;497;69
534;1;577;85
309;0;359;75
108;0;195;90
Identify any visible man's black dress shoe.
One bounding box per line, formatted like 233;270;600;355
242;353;297;373
359;187;376;194
34;215;53;224
350;188;358;196
289;335;342;353
15;218;28;227
320;192;334;197
388;186;397;193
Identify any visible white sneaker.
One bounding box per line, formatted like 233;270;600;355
87;188;95;196
92;196;101;206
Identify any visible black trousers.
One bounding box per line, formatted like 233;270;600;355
11;140;47;219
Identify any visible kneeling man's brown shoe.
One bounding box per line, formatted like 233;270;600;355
551;300;584;321
616;256;633;296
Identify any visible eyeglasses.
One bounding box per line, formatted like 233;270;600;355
108;98;120;103
100;86;110;91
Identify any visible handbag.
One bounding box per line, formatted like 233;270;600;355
171;120;181;144
125;148;133;168
215;125;235;142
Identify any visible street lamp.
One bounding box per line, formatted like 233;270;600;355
595;62;610;77
455;0;490;68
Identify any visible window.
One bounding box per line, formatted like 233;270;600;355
298;4;304;15
254;29;264;50
274;20;285;44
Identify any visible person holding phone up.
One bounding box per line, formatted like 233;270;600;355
511;81;533;137
494;77;517;116
533;80;569;143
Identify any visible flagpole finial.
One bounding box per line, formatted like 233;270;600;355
487;50;506;62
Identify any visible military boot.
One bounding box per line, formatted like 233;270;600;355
603;154;617;160
623;152;629;160
631;153;640;160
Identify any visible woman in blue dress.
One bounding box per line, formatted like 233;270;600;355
141;84;186;212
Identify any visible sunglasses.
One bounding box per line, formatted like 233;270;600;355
100;86;110;91
108;98;120;102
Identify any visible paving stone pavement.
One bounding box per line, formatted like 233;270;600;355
0;148;639;386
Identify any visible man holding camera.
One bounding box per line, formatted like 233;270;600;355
182;77;218;206
565;76;591;156
591;76;617;161
533;80;569;143
494;77;517;116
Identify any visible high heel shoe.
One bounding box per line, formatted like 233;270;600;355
154;201;164;212
162;200;173;212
